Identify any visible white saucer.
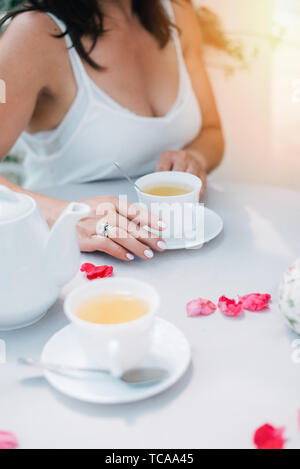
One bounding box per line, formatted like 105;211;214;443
165;207;223;250
41;318;191;404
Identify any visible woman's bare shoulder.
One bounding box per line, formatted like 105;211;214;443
3;10;61;37
172;0;193;18
172;0;203;54
0;10;69;94
0;11;65;62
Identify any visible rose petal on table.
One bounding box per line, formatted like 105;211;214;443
0;432;19;450
86;265;107;279
80;263;96;273
86;265;114;280
253;424;285;450
81;263;114;280
218;296;244;317
239;293;271;312
187;299;217;317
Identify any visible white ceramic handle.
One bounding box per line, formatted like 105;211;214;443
0;185;18;203
65;202;91;219
109;340;122;378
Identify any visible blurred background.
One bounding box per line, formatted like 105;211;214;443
0;0;299;190
197;0;300;191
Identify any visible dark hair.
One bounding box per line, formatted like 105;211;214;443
0;0;175;69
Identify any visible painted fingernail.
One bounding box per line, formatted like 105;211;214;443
158;221;167;229
157;241;167;250
144;250;154;259
126;253;135;261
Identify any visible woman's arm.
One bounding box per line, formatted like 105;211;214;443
0;14;50;159
178;0;224;171
157;0;225;197
0;14;166;260
0;14;69;224
0;14;67;224
0;175;67;226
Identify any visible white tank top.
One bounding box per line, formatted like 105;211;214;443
16;0;202;190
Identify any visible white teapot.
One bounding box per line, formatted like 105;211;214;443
279;259;300;334
0;185;91;330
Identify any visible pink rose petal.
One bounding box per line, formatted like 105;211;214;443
218;296;244;317
187;298;217;317
239;293;271;312
253;424;285;450
0;432;18;450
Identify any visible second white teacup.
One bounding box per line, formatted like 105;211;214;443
64;278;160;377
136;171;202;240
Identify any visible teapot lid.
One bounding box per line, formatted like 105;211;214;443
0;185;34;224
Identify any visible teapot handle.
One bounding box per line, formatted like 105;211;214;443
45;202;91;288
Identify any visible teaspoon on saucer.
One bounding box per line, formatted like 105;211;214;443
18;358;168;385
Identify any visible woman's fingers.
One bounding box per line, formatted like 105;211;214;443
156;152;174;171
172;157;188;172
135;227;167;252
79;235;134;262
199;176;207;200
99;212;166;252
114;198;167;231
186;162;207;200
78;198;168;259
95;195;167;231
105;226;156;260
187;162;201;177
84;222;162;261
97;211;135;234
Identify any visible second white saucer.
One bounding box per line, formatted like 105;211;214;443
41;318;191;404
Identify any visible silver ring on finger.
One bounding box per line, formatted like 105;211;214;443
96;223;115;238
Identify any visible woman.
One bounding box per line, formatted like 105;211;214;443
0;0;224;261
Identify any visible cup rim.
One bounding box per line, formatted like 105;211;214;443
135;171;202;199
64;277;160;330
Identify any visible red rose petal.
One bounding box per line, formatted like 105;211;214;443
218;296;243;317
187;299;217;317
254;424;285;450
101;266;114;278
0;431;19;450
80;263;96;273
81;264;114;280
239;293;271;312
86;267;106;280
87;266;113;280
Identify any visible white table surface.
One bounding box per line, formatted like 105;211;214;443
1;180;300;449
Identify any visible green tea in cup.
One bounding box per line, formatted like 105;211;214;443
77;293;149;325
142;184;193;197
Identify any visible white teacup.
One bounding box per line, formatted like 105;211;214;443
64;278;160;377
136;171;202;240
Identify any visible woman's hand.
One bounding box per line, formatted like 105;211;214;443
156;150;207;200
0;175;167;262
76;196;167;261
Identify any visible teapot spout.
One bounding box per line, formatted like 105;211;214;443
45;202;91;288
